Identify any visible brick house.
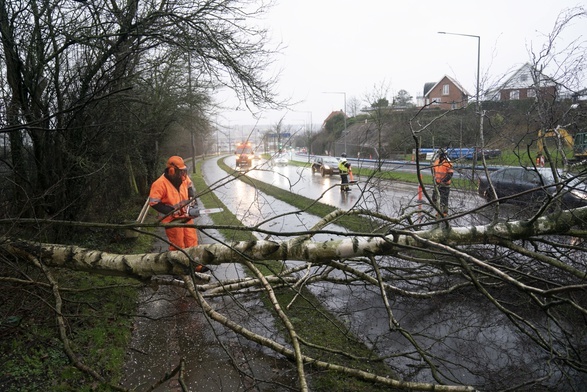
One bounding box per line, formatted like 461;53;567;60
486;63;557;101
419;75;470;110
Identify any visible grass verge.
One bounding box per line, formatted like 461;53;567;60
0;196;156;392
0;250;143;392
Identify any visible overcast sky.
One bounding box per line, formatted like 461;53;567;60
216;0;585;136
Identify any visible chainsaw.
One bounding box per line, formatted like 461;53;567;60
171;207;224;222
137;198;224;223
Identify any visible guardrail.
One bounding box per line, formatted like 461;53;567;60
289;152;501;175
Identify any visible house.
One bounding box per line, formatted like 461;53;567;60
419;75;470;110
323;110;346;125
572;87;587;103
486;63;557;101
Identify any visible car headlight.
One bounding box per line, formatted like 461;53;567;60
324;165;330;170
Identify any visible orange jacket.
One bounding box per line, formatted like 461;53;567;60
432;158;454;185
149;174;194;223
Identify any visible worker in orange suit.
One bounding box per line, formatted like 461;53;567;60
148;156;208;272
431;150;454;217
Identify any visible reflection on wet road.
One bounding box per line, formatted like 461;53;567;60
237;155;498;227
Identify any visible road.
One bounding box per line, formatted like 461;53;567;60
212;154;513;229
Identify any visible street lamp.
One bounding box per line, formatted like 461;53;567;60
438;31;482;175
322;91;347;156
437;32;480;111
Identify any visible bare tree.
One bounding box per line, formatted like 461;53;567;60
347;95;363;117
0;0;279;226
363;80;392;161
1;5;586;392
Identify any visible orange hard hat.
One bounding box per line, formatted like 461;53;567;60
167;156;187;170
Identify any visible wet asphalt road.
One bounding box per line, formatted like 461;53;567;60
221;154;509;228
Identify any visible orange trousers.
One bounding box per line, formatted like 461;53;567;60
165;220;198;250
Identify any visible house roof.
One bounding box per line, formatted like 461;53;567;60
489;63;557;94
423;82;436;96
423;75;470;98
322;110;346;125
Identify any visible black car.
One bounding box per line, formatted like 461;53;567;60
311;157;341;176
477;166;587;209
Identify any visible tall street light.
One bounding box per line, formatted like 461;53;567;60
437;32;480;112
322;91;347;156
438;31;482;175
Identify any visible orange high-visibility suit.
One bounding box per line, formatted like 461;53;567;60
431;155;454;216
149;169;198;250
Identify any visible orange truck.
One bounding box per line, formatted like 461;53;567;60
235;142;254;169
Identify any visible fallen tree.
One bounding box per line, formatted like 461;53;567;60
4;205;585;277
2;203;586;391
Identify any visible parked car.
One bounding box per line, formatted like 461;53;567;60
273;154;288;166
311;157;340;176
477;166;587;209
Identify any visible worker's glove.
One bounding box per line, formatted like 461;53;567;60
172;209;187;219
188;206;200;218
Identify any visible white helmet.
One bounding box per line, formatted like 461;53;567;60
340;158;347;163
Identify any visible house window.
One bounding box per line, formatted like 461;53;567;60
509;90;520;100
527;88;536;98
451;102;457;109
520;73;528;83
442;84;450;95
432;98;441;105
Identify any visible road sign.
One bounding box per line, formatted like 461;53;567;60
267;133;291;139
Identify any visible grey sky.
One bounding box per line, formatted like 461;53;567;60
216;0;585;135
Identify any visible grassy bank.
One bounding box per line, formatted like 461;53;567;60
0;203;153;391
0;161;257;392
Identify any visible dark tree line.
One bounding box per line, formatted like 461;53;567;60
0;0;278;235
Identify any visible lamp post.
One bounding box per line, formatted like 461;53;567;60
438;31;482;175
322;91;347;156
437;32;480;112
